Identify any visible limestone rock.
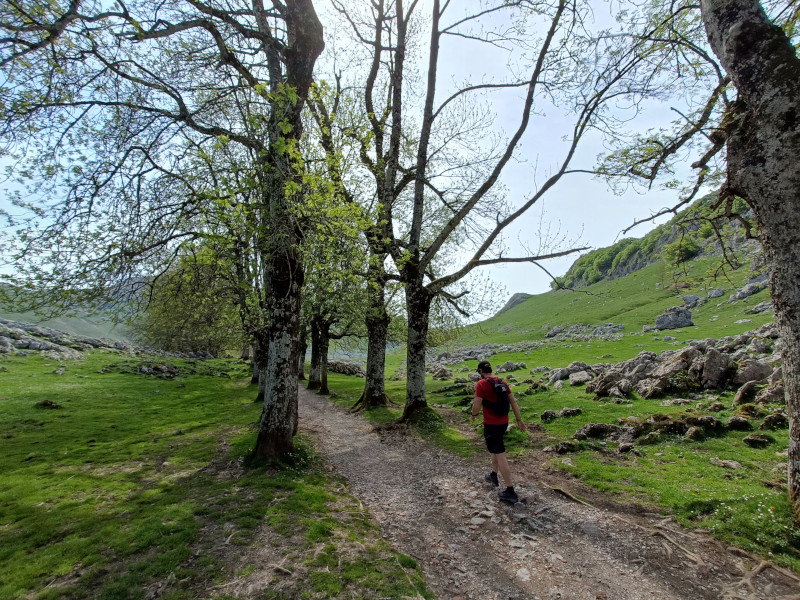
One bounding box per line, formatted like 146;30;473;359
655;306;694;330
568;371;593;386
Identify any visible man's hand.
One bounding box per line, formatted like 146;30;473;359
518;420;528;432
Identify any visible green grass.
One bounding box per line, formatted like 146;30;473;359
0;352;431;600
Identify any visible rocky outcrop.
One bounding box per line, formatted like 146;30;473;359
730;281;767;301
0;318;135;359
494;293;533;316
576;323;780;400
327;360;367;378
545;323;624;341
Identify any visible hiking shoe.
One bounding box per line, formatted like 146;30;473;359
498;488;519;504
484;472;499;487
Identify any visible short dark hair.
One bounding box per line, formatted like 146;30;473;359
477;360;492;374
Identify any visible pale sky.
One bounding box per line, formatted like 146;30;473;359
1;0;711;302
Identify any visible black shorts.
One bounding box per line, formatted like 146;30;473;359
483;423;508;454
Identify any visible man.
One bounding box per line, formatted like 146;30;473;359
471;360;527;504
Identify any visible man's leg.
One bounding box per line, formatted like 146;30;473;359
494;452;513;488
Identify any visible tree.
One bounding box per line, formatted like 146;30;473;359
301;209;366;395
697;0;800;521
130;249;244;356
0;0;324;460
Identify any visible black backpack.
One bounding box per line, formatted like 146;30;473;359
482;377;510;416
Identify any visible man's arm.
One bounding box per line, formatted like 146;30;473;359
471;394;483;422
509;392;527;432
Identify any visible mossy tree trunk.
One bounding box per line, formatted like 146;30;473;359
700;0;800;520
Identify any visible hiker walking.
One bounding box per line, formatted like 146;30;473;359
471;360;527;504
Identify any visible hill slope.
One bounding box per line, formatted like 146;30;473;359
554;192;762;290
445;254;772;366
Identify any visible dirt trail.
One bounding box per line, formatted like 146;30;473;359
298;387;800;600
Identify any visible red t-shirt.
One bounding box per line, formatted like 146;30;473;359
476;377;509;425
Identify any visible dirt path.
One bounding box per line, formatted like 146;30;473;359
298;387;800;600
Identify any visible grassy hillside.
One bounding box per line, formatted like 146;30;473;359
447;256;772;360
0;309;132;341
0;284;132;341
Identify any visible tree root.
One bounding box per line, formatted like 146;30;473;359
539;481;593;506
719;553;800;600
349;391;394;412
651;529;705;566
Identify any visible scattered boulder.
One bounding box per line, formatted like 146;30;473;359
655;306;694;330
727;416;752;431
558;407;583;418
760;411;789;430
617;443;634;454
541;410;557;423
743;433;773;448
707;289;725;298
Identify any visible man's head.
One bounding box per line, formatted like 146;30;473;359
477;360;492;375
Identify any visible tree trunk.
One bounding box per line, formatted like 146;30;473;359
700;0;800;521
401;282;433;420
318;322;331;395
297;323;308;381
352;275;392;410
250;355;260;385
253;248;304;460
252;338;268;402
308;319;322;390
